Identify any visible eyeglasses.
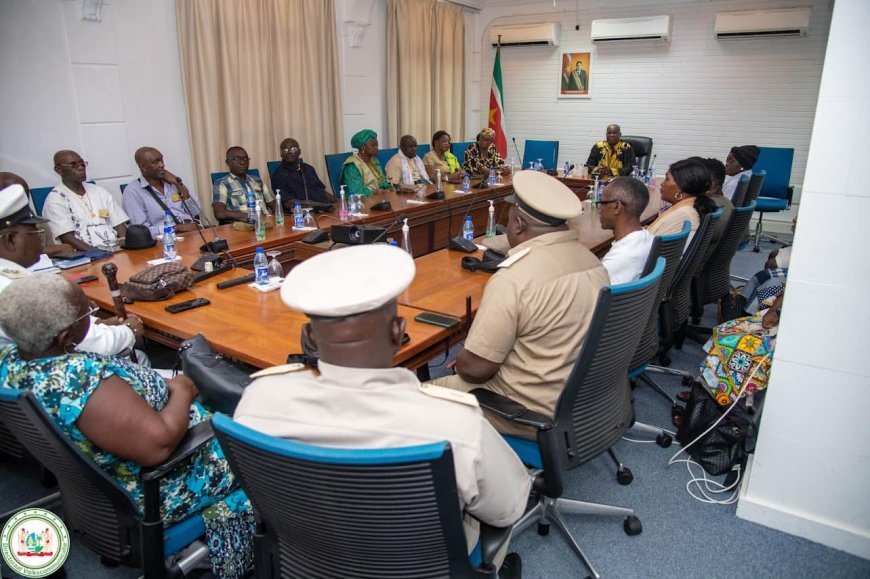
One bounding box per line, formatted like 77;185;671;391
0;228;45;239
281;147;300;154
227;156;251;162
72;302;100;326
598;199;620;207
57;160;88;168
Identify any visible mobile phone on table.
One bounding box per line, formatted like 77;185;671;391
70;275;99;285
165;298;211;314
414;312;461;329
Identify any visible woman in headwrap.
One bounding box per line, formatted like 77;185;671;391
461;128;506;179
722;145;760;201
341;129;391;196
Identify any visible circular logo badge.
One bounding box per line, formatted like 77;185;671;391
1;508;70;578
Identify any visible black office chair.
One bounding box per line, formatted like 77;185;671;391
729;173;751;208
690;203;757;326
0;388;214;578
0;419;61;525
621;136;653;173
643;211;721;417
471;258;666;579
212;413;512;579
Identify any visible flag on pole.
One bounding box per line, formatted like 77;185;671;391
488;43;507;158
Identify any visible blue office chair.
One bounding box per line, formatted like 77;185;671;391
417;143;431;157
30;181;98;216
621;136;654;173
0;388;212;578
212;414;511;578
751;147;793;252
451;141;473;166
210;167;260;183
375;146;398;171
325;152;353;196
521;140;559;171
266;160;281;180
471;258;665;578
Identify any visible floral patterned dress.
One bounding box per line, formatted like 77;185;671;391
0;345;253;578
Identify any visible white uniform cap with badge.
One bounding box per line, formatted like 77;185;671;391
505;170;583;226
281;244;416;318
0;184;48;228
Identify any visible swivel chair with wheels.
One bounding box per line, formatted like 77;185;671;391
620;136;653;173
0;388;214;578
212;413;512;578
751;147;794;252
470;258;666;579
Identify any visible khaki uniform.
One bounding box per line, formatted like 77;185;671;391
437;230;609;438
233;361;532;554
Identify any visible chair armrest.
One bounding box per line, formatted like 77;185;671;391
470;388;553;430
478;522;512;570
142;421;215;482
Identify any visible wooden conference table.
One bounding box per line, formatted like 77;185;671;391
73;175;659;370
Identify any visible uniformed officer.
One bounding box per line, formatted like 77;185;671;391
436;170;610;439
233;244;531;572
0;183;145;355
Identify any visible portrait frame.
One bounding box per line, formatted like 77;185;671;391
558;52;592;99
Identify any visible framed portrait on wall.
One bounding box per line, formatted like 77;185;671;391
559;52;591;98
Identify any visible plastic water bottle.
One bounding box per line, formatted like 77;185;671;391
401;218;412;255
162;211;176;260
293;201;304;229
488;166;496;186
255;201;266;241
463;216;474;242
591;176;600;205
598;180;606;202
339;186;348;221
486;200;496;238
435;169;442;192
274;190;284;225
245;184;257;223
253;247;269;286
631;163;639;179
462;173;470;194
648;155;657;180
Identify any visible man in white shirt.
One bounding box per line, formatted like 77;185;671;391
42;150;128;250
722;145;760;201
0;184;143;354
384;135;431;189
599;177;655;285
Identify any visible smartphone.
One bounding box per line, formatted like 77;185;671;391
70;275;99;285
401;332;410;345
414;312;461;329
165;298;211;314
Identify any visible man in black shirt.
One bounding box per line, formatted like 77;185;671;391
270;137;334;207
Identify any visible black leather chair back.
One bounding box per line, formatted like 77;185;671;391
621;136;653;172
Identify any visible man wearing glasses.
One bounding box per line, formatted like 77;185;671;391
123;147;201;236
0;183;144;355
269;137;334;208
598;177;654;285
42;150;129;250
212;146;276;224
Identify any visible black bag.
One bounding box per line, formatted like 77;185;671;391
676;382;759;476
178;334;253;414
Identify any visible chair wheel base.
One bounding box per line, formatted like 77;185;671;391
624;515;643;536
617;467;633;486
681;375;694;386
537;522;550;536
656;433;672;448
753;246;760;253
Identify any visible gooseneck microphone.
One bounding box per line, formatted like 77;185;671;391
370;212;408;245
512;137;522;166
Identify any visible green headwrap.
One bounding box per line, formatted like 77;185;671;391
351;129;377;149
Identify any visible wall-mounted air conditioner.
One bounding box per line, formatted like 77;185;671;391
490;22;559;47
715;8;810;39
591;15;671;43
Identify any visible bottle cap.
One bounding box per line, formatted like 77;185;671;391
256;246;264;252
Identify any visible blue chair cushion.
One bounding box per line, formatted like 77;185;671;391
503;435;542;469
163;513;206;558
755;197;788;212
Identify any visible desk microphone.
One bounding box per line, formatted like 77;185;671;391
370;212;408;245
449;192;486;253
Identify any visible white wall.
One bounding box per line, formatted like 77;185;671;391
0;0;194;203
472;0;833;202
736;0;870;558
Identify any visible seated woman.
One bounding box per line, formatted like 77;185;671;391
0;275;252;578
461;128;508;179
647;157;718;249
422;130;462;183
340;129;391;197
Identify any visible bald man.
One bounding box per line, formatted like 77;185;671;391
584;124;636;177
123;147;201;236
42;150;128;250
385;135;431;188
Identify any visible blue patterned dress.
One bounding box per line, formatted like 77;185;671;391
0;345;253;578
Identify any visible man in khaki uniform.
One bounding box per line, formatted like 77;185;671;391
233;244;530;574
437;170;610;439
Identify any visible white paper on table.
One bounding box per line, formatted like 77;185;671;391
147;256;183;266
248;278;283;293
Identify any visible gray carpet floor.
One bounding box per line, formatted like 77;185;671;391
3;235;869;578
